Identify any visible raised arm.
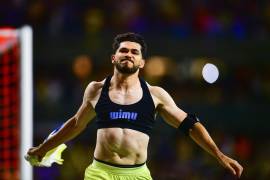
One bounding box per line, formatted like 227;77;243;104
151;86;243;178
27;81;101;160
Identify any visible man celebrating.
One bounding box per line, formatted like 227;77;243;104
27;32;243;179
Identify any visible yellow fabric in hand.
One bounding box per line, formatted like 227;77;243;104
25;144;67;167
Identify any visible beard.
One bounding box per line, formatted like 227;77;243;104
115;61;140;74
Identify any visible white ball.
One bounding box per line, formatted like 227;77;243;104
202;63;219;84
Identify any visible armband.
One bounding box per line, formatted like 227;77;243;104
178;114;200;135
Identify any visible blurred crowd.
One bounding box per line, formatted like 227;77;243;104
1;0;270;39
1;0;270;179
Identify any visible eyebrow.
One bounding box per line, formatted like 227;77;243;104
119;47;139;51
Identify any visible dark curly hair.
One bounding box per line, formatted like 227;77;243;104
112;32;147;59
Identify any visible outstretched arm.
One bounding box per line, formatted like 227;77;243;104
27;82;100;160
151;86;243;178
189;123;243;178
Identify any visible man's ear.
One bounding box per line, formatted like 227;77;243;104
111;55;116;64
139;59;145;68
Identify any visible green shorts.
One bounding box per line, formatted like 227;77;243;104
84;159;152;180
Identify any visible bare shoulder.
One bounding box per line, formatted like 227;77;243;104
147;83;168;98
146;83;171;106
84;79;105;100
86;80;105;92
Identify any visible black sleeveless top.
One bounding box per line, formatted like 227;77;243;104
95;76;156;136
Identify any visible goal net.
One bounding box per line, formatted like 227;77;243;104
0;26;33;180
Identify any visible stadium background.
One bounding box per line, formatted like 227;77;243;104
1;0;270;179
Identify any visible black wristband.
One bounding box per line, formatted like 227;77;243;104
178;114;200;135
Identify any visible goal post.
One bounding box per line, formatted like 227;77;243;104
20;26;33;180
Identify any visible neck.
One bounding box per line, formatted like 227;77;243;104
111;69;140;90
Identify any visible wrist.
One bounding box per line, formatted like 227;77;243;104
37;143;48;156
215;151;225;161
